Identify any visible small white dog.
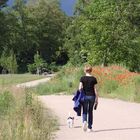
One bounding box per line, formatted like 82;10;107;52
67;116;74;128
67;112;74;128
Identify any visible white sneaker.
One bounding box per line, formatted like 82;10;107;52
83;121;87;131
87;129;93;133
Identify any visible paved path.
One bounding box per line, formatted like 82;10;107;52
16;74;55;88
16;76;140;140
39;95;140;140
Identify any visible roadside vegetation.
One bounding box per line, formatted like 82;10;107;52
34;65;140;103
92;65;140;102
33;65;83;95
1;0;140;139
0;74;45;87
0;76;58;140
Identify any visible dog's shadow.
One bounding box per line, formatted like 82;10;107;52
74;126;82;128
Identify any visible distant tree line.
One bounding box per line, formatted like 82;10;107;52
0;0;68;73
0;0;140;73
65;0;140;71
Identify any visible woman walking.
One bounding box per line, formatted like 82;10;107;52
79;65;98;132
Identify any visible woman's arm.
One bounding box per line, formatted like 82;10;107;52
94;85;98;104
79;82;83;91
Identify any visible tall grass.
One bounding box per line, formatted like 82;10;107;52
33;66;84;95
0;74;45;87
0;89;58;140
92;65;140;102
134;76;140;102
0;91;15;116
34;65;140;103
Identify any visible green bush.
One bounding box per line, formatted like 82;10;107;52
34;65;140;103
100;80;119;94
0;91;15;116
28;63;37;74
28;52;48;74
34;66;83;95
0;90;57;140
134;76;140;102
49;62;59;72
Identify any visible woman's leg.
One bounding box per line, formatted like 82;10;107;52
88;96;95;129
82;99;88;122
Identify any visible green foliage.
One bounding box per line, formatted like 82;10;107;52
33;66;84;95
34;65;140;103
0;91;15;116
0;89;58;140
25;89;33;106
0;74;45;86
101;80;119;94
27;63;37;74
0;0;7;7
1;0;140;73
28;52;46;74
34;52;44;68
49;62;59;72
0;50;18;74
65;0;140;71
0;0;68;73
134;76;140;102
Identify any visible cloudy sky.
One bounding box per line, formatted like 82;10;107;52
7;0;76;16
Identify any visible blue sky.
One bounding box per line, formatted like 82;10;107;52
7;0;76;16
60;0;76;16
7;0;14;5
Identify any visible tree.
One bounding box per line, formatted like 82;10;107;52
65;0;140;71
0;0;8;8
0;0;8;55
0;0;68;73
29;0;67;64
0;50;17;74
28;51;50;74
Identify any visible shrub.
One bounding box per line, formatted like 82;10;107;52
134;76;140;102
0;91;15;116
0;90;57;140
101;80;119;94
34;66;83;95
28;63;37;74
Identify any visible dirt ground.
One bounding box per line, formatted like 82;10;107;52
16;77;140;140
39;95;140;140
16;74;55;88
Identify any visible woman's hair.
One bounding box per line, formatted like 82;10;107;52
84;65;92;73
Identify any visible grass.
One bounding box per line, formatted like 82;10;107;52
0;74;45;87
0;89;58;140
92;65;140;102
0;91;15;116
33;66;84;95
0;74;58;140
34;65;140;103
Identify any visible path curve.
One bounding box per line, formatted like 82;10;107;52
16;74;55;88
39;95;140;140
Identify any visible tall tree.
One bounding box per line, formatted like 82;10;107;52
28;0;68;64
0;0;68;73
0;0;7;8
65;0;140;71
0;0;8;55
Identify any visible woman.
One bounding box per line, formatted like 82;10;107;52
79;65;98;132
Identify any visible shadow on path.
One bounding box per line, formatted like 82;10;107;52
94;126;140;133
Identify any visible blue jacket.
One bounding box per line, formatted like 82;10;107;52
72;90;85;116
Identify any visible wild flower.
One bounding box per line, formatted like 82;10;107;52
92;65;139;87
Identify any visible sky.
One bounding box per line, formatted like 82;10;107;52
7;0;76;16
60;0;76;16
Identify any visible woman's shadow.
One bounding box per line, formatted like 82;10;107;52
94;126;140;133
74;126;140;133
